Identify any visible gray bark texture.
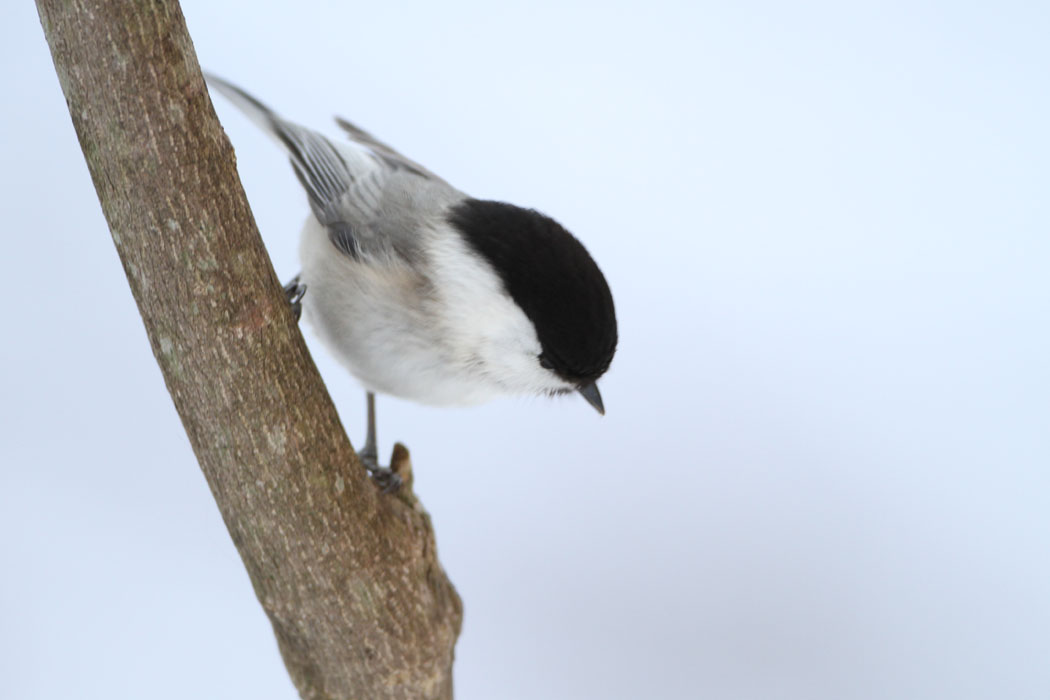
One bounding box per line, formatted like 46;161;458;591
36;1;463;698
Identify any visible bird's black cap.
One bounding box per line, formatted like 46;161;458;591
448;199;617;386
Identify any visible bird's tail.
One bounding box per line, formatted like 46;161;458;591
203;72;288;146
204;73;362;221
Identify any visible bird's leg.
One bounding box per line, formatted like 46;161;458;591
359;391;378;465
359;391;401;493
283;274;307;322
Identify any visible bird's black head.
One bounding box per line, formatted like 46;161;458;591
449;198;617;390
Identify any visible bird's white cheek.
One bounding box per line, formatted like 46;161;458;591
426;232;568;396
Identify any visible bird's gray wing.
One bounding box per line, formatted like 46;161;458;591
334;116;441;181
205;74;423;261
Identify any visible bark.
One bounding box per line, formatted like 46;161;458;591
36;1;462;698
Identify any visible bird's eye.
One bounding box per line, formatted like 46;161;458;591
538;355;554;370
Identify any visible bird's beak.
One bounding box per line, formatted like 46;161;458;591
577;382;605;415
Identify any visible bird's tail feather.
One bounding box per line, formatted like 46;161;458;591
203;72;288;145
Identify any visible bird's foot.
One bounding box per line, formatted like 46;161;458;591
358;450;403;494
283;275;307;322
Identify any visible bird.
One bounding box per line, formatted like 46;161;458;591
205;74;617;489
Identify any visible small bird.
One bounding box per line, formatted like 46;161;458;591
206;75;617;488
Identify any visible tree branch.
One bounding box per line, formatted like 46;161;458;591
36;1;462;698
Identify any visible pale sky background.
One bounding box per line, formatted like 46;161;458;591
2;1;1048;699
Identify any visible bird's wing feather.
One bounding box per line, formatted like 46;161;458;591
334;116;440;181
205;73;441;261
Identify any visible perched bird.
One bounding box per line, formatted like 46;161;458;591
206;75;617;487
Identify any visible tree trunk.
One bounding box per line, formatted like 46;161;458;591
36;1;462;698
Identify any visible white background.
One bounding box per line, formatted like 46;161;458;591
2;1;1048;698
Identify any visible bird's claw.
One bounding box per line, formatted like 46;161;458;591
370;467;403;494
283;275;307;321
358;450;402;494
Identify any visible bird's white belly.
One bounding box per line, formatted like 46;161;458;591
298;218;505;405
298;214;567;405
